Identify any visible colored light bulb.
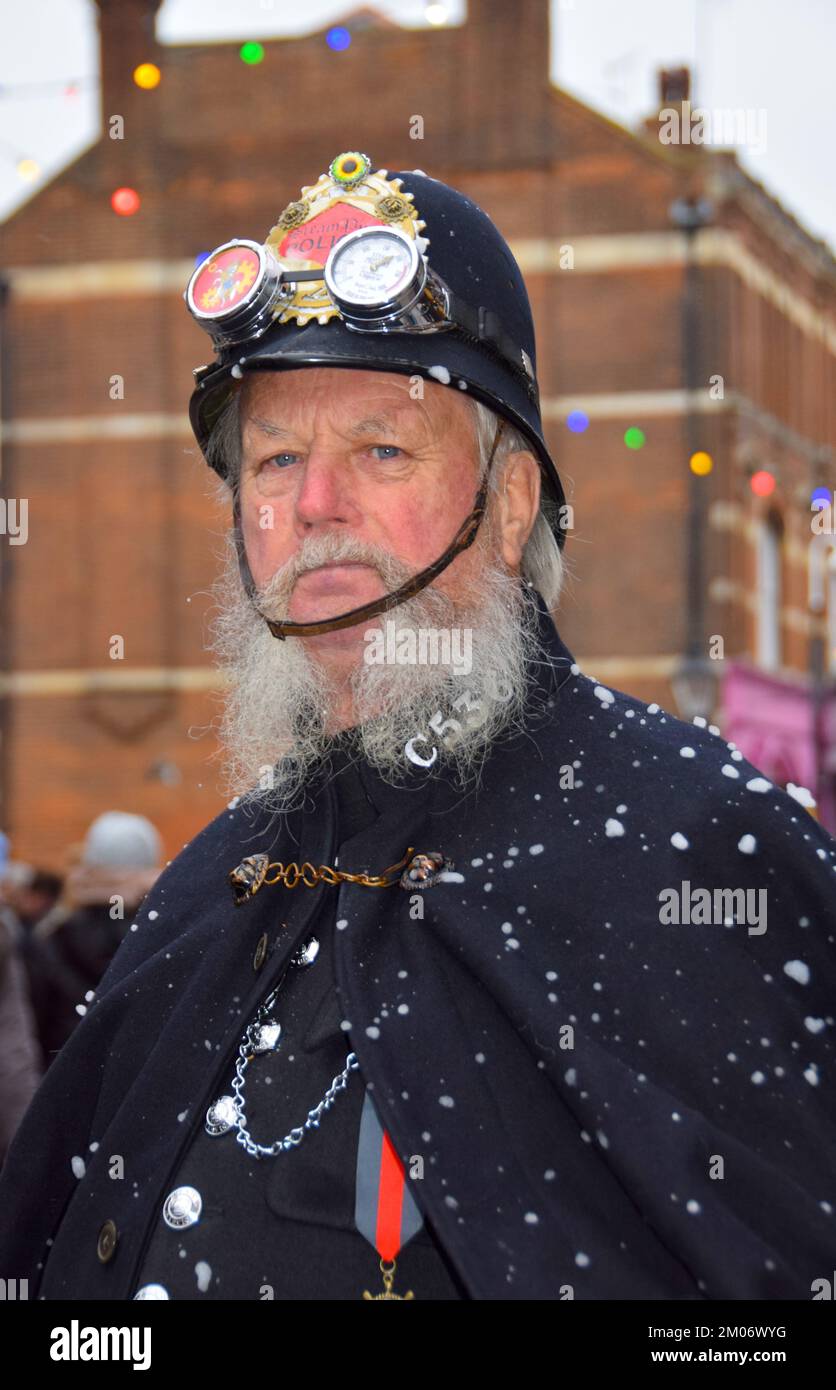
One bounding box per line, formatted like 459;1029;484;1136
750;470;775;497
133;63;161;89
111;187;141;216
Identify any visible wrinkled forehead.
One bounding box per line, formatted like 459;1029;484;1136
238;366;478;444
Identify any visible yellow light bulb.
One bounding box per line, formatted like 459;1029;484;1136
133;63;161;90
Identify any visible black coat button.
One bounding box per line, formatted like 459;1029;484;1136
96;1219;118;1263
253;933;269;971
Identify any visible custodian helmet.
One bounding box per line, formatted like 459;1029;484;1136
185;152;566;638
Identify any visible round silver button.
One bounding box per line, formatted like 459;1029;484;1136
205;1095;239;1136
293;937;320;967
134;1283;170;1300
162;1185;202;1230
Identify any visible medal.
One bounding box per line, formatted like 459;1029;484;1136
355;1088;421;1299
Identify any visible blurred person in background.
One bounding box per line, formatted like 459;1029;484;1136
0;914;42;1171
0;863;62;942
0;862;64;1071
28;812;163;1068
0;853;43;1168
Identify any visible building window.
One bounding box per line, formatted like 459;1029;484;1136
756;513;782;670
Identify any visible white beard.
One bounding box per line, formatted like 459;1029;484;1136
207;520;550;816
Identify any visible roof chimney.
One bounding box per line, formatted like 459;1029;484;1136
659;66;691;106
641;65;699;146
454;0;552;169
94;0;164;176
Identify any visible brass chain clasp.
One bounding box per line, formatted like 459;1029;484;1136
229;848;417;905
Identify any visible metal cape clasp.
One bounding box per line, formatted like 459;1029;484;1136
399;851;449;891
228;848;451;903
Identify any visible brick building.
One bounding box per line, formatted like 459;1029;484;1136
1;0;835;862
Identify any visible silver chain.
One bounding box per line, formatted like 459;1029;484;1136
220;954;360;1159
231;1045;360;1158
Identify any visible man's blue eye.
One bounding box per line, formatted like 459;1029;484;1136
371;445;401;460
265;453;298;469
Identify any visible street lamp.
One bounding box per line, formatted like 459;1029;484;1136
671;654;719;723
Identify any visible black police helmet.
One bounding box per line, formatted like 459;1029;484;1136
188;158;566;545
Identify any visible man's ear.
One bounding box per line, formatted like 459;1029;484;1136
495;453;541;569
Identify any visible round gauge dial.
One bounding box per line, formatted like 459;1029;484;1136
327;228;417;307
188;242;263;320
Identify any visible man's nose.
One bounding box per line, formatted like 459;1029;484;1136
292;447;360;532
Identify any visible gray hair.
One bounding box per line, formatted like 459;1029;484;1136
205;382;565;612
467;397;564;612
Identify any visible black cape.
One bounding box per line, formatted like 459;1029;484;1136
1;591;835;1300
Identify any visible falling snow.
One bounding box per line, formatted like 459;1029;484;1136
784;960;811;986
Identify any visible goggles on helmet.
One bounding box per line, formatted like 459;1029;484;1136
185;224;536;405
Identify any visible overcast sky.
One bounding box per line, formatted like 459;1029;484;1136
1;0;834;252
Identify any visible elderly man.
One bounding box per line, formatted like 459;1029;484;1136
0;154;834;1303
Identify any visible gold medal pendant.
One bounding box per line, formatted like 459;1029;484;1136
362;1257;415;1301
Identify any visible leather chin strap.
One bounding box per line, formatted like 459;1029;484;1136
233;417;506;640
